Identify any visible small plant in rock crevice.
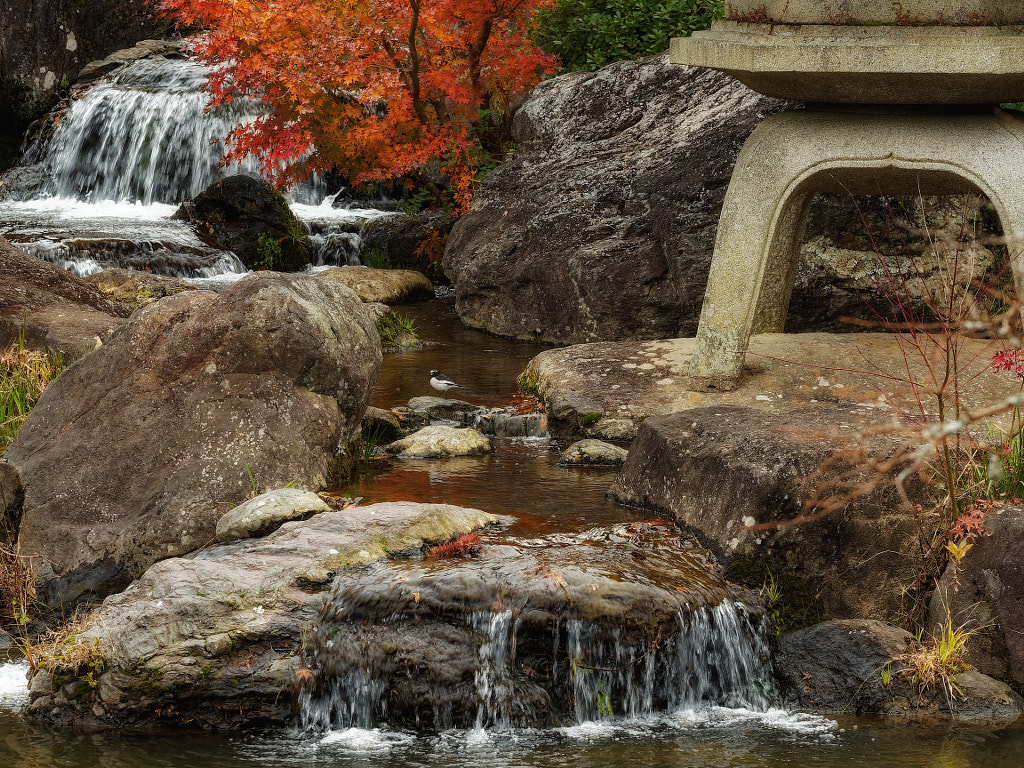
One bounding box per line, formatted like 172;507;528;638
1;335;70;450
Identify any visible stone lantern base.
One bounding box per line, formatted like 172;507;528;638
686;107;1024;388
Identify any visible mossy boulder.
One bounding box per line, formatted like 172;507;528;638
173;175;310;271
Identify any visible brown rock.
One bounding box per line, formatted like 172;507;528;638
928;503;1024;692
0;240;129;356
315;265;433;304
5;272;381;608
84;268;196;312
608;405;935;625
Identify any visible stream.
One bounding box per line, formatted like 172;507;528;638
3;46;1024;768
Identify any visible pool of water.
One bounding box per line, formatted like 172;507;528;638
2;298;1023;766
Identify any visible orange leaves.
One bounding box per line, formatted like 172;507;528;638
152;0;559;210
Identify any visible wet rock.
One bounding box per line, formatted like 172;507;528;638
315;265;433;304
362;407;404;444
215;489;331;544
84;268;196;312
24;502;496;729
927;503;1024;692
608;405;935;625
173;175;310;271
75;39;183;84
776;619;1023;726
385;425;492;458
521;332;1021;440
558;439;628;467
407;396;482;423
0;164;47;201
0;240;130;357
307;522;769;729
5;272;381;608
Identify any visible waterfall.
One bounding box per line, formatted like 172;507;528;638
33;57;263;205
298;535;775;733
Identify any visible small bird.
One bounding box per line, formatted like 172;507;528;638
429;369;461;398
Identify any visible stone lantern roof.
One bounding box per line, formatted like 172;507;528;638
672;0;1024;103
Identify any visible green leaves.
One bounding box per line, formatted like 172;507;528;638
534;0;724;72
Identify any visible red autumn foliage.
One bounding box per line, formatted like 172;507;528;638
427;532;481;558
152;0;560;210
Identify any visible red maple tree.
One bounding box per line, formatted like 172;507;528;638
154;0;560;210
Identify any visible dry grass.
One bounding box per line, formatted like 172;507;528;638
1;339;69;450
897;612;978;704
20;612;100;675
0;542;34;634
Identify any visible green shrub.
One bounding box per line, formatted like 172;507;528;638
535;0;724;72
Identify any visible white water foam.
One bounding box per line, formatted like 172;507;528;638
0;661;29;710
319;727;415;752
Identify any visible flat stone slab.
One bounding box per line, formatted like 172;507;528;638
725;0;1024;24
522;332;1023;440
673;21;1024;103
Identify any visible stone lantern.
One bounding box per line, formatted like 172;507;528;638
672;1;1024;388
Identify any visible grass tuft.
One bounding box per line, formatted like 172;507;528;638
1;338;69;450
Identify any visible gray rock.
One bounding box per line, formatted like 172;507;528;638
558;439;628;467
776;619;1024;725
0;163;47;201
6;271;381;607
385;425;492;458
24;502;497;729
215;489;331;543
442;54;999;345
407;396;482;424
927;503;1024;692
0;240;129;357
608;405;935;625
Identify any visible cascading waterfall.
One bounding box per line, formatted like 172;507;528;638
298;529;776;734
1;54;391;278
34;57;263;205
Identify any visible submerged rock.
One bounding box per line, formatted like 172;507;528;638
215;488;331;544
776;619;1023;726
609;405;935;626
304;522;771;730
0;240;129;356
315;265;433;304
558;439;628;467
6;271;381;607
24;502;496;729
385;425;492;458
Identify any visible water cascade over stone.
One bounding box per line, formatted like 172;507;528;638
299;522;773;732
31;58;263;205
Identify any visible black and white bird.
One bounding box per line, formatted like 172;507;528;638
429;369;461;398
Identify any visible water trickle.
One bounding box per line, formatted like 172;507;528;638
300;524;774;733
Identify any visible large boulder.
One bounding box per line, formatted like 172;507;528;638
0;240;129;356
776;619;1023;725
442;54;998;344
927;504;1024;692
173;175;311;271
5;272;381;608
24;502;497;729
608;404;936;626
